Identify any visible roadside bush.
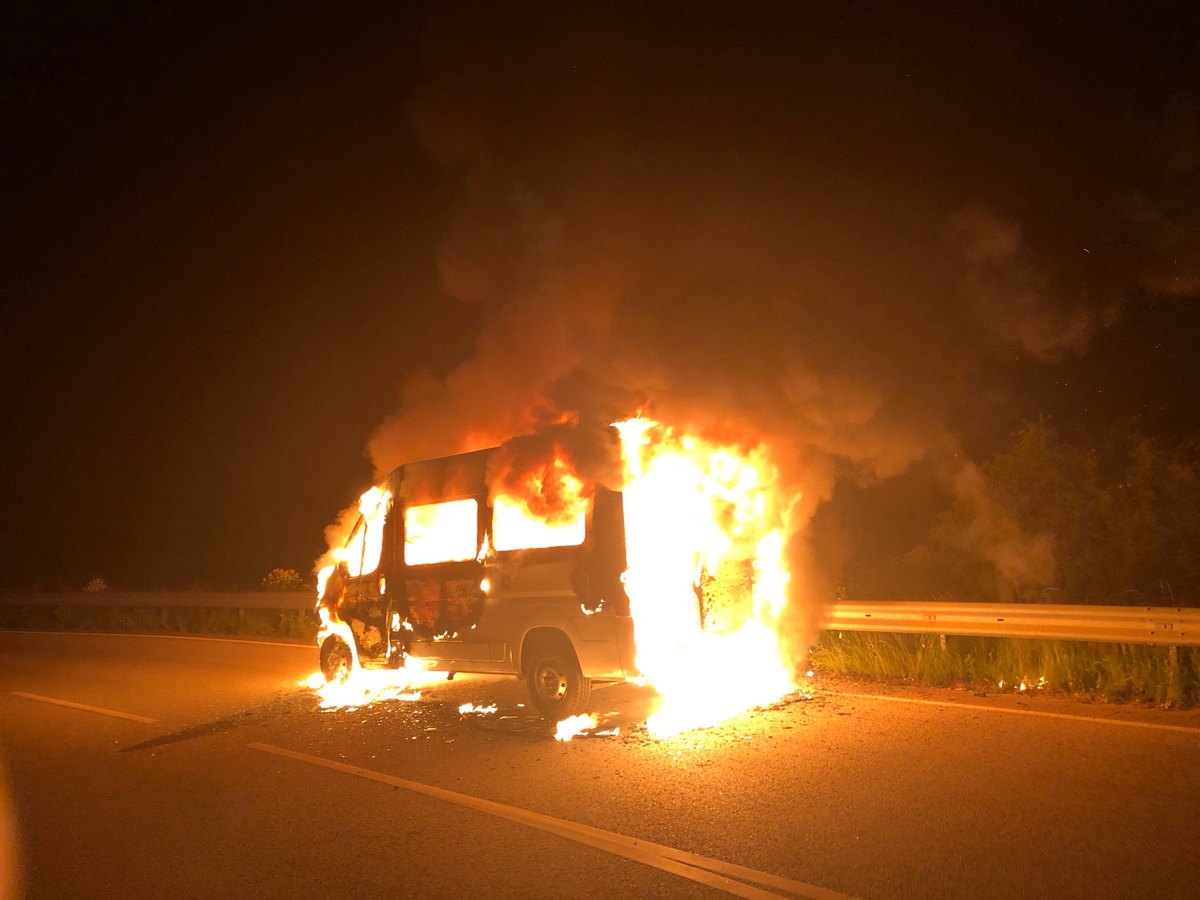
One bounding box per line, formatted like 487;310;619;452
261;568;306;592
890;420;1200;604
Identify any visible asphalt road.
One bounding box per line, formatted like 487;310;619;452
2;631;1199;899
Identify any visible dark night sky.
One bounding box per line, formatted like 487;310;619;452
1;2;1198;590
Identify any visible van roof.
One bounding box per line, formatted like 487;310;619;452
384;446;497;504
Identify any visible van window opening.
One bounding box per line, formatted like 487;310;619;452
343;488;390;577
361;516;385;575
491;495;587;551
343;518;368;577
404;498;479;565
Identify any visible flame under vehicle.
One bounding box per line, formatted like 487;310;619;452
317;447;635;719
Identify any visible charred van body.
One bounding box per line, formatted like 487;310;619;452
317;447;636;720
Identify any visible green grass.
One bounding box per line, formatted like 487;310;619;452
811;631;1196;707
0;605;317;642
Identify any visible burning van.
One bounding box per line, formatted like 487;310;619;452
316;444;635;719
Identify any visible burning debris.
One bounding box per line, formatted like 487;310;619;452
552;713;622;741
303;666;447;711
458;702;498;715
554;714;598;741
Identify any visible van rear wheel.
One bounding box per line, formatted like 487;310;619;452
524;643;591;720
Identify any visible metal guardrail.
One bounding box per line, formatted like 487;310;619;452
822;601;1200;647
3;593;1198;646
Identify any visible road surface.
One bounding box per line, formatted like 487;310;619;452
2;631;1198;898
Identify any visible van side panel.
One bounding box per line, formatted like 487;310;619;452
564;614;636;680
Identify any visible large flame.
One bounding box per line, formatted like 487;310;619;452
616;418;797;737
317;485;393;599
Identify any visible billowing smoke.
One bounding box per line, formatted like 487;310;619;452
1128;96;1200;297
945;462;1058;596
949;206;1119;363
345;7;1189;639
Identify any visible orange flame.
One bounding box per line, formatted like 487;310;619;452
616;417;797;737
554;713;598;741
491;454;589;551
404;498;479;565
317;485;392;599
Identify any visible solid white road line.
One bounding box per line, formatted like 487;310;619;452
9;691;157;724
835;691;1200;735
249;742;855;900
0;630;310;649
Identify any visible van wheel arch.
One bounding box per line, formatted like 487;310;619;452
521;628;592;720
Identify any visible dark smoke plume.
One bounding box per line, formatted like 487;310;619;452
357;6;1186;637
1128;97;1200;297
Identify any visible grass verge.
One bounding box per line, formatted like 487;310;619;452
0;605;317;643
811;631;1196;707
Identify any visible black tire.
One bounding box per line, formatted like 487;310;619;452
320;635;353;684
524;639;592;720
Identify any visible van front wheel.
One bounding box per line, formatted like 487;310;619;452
524;643;591;720
320;635;353;684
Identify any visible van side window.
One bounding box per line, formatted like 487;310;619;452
404;498;479;565
343;518;367;577
360;511;386;576
492;495;587;551
342;493;389;579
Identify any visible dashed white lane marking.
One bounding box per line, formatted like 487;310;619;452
835;691;1200;735
9;691;157;724
249;742;855;900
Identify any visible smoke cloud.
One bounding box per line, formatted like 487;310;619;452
946;462;1059;597
949;206;1120;363
1128;97;1200;297
355;6;1184;624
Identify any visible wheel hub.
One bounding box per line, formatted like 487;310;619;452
536;664;567;701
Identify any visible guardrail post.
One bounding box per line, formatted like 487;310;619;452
1168;645;1184;706
939;634;947;650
